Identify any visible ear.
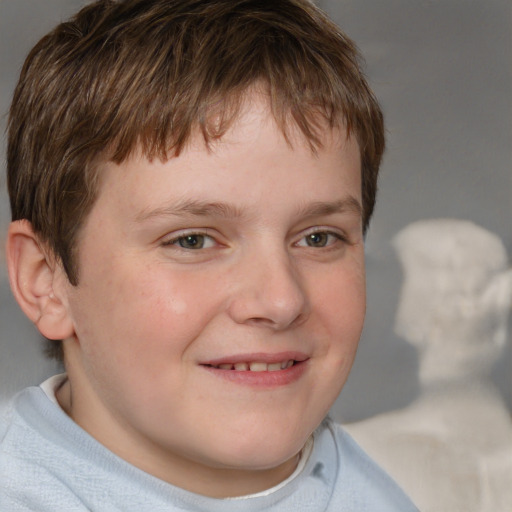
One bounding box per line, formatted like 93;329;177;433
6;220;75;340
482;268;512;313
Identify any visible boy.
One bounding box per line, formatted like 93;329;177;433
1;0;418;510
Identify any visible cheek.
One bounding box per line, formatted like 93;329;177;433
68;265;227;409
76;263;225;359
309;259;366;366
315;258;366;328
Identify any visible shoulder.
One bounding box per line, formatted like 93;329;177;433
0;384;204;511
318;419;419;511
0;386;91;511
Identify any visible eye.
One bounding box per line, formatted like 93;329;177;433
296;230;345;248
164;233;216;250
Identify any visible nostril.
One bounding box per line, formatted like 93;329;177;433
226;264;310;329
245;316;278;328
245;311;307;329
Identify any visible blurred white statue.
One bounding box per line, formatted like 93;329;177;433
344;219;512;512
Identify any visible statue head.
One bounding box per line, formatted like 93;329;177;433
393;219;512;381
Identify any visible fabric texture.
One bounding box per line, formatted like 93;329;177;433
0;383;418;511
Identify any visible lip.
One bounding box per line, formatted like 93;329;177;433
201;351;308;366
200;352;309;388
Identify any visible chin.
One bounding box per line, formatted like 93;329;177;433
208;423;312;471
213;447;301;472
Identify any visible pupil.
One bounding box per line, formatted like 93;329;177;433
308;233;327;247
180;235;204;249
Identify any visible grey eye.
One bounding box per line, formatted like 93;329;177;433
305;232;330;247
177;234;207;249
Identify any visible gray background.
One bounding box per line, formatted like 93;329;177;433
1;0;511;421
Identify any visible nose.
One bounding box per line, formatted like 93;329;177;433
226;248;310;330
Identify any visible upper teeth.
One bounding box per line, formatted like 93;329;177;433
213;360;295;371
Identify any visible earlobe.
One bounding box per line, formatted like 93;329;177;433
6;220;75;340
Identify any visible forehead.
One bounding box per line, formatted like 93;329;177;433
90;94;361;221
204;92;349;155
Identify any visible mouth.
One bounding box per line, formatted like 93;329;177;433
204;360;296;372
200;353;308;387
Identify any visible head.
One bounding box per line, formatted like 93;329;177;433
393;219;512;382
8;0;383;288
6;0;384;497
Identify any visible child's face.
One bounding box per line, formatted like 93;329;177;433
60;96;366;495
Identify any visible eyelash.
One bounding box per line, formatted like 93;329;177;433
295;229;348;249
161;228;348;251
161;231;216;250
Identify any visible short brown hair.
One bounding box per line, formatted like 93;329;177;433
8;0;384;284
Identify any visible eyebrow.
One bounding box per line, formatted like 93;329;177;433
296;197;362;218
136;199;246;222
135;196;362;222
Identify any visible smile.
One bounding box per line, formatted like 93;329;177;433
206;360;295;372
200;353;309;387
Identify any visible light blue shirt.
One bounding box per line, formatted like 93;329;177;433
0;384;418;511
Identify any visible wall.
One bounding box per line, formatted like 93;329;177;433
1;0;510;420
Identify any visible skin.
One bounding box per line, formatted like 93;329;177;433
33;96;366;497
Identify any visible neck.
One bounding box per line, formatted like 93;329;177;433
417;345;495;390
